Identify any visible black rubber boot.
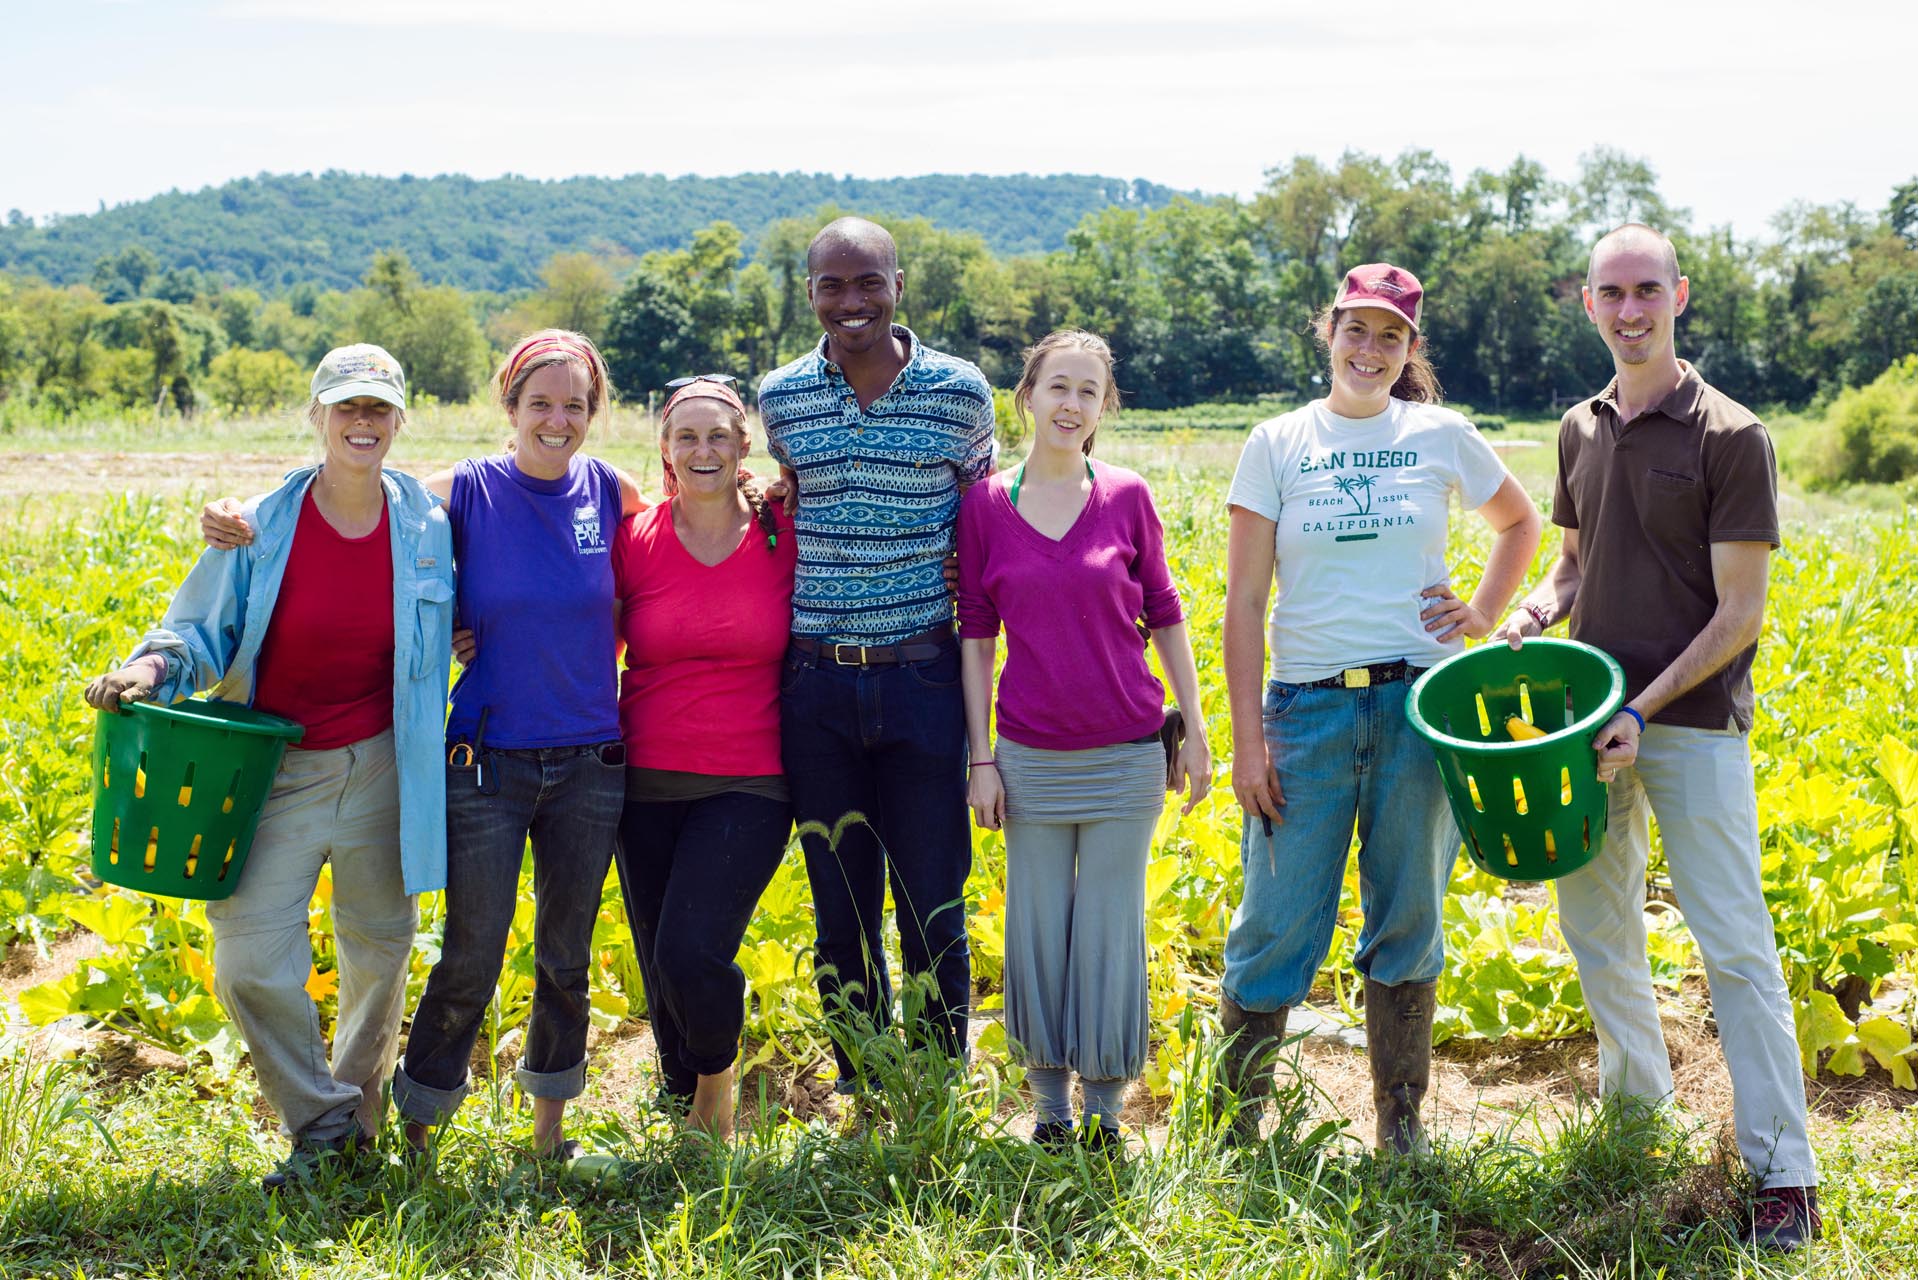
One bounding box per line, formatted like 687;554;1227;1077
1364;977;1436;1156
1216;994;1289;1144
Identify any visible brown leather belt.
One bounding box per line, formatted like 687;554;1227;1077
789;624;954;667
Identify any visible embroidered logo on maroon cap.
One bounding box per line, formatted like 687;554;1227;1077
1336;264;1424;332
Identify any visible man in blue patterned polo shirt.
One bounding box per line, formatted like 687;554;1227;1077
759;217;996;1094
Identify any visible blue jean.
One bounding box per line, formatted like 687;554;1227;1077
1223;679;1459;1012
780;641;972;1086
615;791;792;1098
394;745;624;1124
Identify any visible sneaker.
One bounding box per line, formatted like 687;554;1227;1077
1031;1120;1075;1152
1078;1122;1124;1159
261;1128;370;1195
538;1138;586;1163
1749;1185;1821;1252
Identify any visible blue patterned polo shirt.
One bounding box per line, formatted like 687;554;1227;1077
759;326;996;643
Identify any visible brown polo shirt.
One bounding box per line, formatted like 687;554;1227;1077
1552;362;1778;732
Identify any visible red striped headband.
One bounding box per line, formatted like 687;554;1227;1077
500;333;605;404
661;378;747;424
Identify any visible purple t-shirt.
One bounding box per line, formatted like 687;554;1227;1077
956;462;1184;751
446;454;621;748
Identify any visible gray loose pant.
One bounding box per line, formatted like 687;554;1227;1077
206;730;415;1144
1557;723;1816;1189
999;737;1164;1081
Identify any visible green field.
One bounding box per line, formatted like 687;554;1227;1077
2;417;1916;1277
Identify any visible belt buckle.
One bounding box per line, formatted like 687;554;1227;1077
1342;667;1371;689
831;642;867;666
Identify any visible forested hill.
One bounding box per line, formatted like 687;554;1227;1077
0;171;1186;293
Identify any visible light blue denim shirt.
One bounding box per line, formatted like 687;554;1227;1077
127;466;455;894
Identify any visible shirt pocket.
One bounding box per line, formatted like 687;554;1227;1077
1648;467;1698;491
409;577;455;680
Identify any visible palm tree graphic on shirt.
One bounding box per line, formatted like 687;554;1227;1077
1332;473;1376;516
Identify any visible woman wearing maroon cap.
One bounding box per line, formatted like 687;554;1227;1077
609;376;796;1141
1216;264;1542;1153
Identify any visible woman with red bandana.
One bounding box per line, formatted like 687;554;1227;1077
609;376;796;1140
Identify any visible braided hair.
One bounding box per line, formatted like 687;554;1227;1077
736;470;779;553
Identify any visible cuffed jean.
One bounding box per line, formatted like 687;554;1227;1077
207;729;414;1144
780;640;972;1087
615;791;792;1099
394;745;623;1125
1557;723;1816;1189
1223;679;1459;1012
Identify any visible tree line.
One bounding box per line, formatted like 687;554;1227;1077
1;149;1914;424
0;172;1182;294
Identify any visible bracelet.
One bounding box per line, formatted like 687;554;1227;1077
1621;707;1645;732
969;759;997;769
1522;602;1549;631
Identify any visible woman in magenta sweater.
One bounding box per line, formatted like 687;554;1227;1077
957;329;1211;1150
612;376;795;1140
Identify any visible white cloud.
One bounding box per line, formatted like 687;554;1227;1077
9;0;1915;239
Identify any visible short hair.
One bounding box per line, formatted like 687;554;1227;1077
1588;223;1682;289
806;217;898;277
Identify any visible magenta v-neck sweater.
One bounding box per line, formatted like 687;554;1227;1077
956;462;1184;751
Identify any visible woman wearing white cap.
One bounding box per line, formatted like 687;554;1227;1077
196;330;652;1165
1217;265;1542;1153
84;345;455;1192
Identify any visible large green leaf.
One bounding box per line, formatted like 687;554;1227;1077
1856;1016;1916;1089
65;893;150;947
1795;988;1853;1074
1877;735;1918;808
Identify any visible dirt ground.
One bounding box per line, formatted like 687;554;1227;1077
8;934;1911;1156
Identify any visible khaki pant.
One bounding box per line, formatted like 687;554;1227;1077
1556;723;1816;1189
206;730;415;1143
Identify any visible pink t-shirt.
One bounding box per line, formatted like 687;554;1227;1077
613;501;796;776
956;462;1184;751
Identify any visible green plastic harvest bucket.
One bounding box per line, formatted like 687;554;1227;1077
89;698;304;900
1406;639;1625;882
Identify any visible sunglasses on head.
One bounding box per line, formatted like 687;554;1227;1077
664;373;738;389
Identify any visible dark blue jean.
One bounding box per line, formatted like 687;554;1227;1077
780;641;973;1086
615;790;792;1098
394;745;623;1124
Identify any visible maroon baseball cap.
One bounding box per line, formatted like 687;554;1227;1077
1335;263;1424;332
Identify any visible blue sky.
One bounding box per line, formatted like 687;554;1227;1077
3;0;1910;242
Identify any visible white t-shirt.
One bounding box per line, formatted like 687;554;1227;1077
1226;398;1509;683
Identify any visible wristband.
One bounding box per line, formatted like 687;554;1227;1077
1621;707;1645;732
1522;602;1549;631
969;759;996;769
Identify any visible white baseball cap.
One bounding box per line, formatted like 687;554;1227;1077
312;343;407;409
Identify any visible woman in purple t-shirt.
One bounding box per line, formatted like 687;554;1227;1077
392;330;641;1161
957;329;1211;1151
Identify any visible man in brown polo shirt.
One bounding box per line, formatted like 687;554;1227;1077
1496;223;1819;1252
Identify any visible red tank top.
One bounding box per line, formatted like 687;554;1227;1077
253;489;395;749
